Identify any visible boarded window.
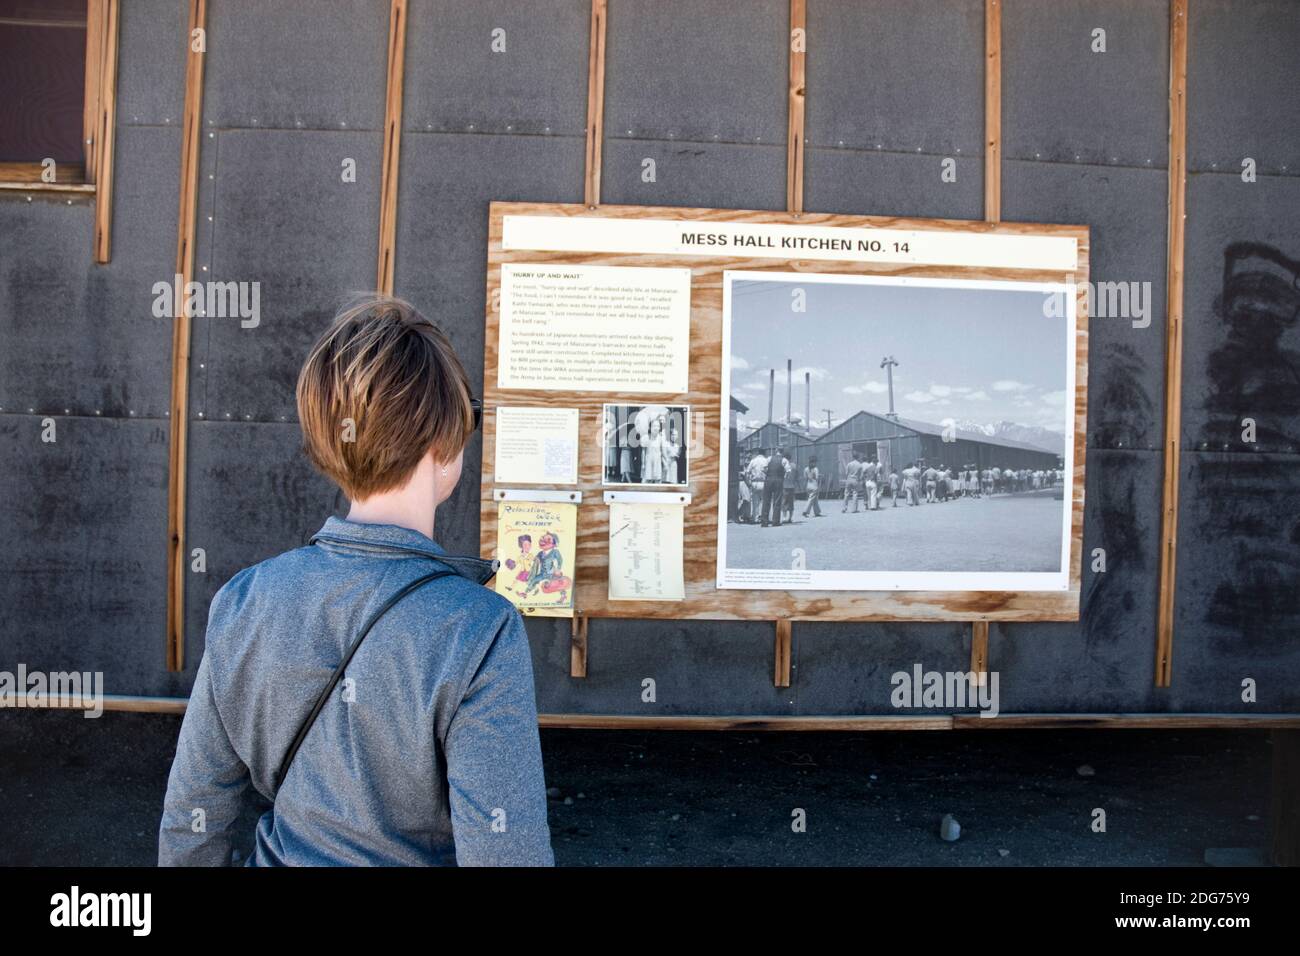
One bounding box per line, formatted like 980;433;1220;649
0;0;88;164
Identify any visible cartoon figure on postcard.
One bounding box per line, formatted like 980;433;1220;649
494;501;576;618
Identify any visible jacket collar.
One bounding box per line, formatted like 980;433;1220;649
309;516;499;586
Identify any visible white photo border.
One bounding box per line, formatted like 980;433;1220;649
716;270;1077;592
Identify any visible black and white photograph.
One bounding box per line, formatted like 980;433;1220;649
602;403;690;487
719;272;1076;592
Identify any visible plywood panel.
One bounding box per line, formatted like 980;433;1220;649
793;620;971;714
1003;160;1168;452
1002;0;1169;168
1186;0;1300;176
0;416;186;697
0;128;180;418
600;139;786;211
602;0;786;145
402;0;590;135
1170;452;1300;713
1180;172;1300;454
805;0;984;156
805;149;983;222
116;0;188;126
481;201;1089;622
193;129;383;423
202;0;388;130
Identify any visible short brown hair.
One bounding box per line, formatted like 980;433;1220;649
296;296;475;500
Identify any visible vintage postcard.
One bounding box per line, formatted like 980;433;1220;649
494;500;577;618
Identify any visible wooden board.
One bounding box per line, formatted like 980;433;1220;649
1155;0;1189;688
977;0;1003;665
984;0;1001;222
582;0;607;208
165;0;208;673
91;0;118;263
0;162;86;185
376;0;407;294
481;201;1089;622
786;0;806;216
84;0;104;182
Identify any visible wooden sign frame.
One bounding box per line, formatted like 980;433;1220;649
481;201;1089;623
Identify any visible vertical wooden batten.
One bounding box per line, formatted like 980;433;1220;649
1155;0;1189;688
970;0;1002;679
570;616;589;678
786;0;806;215
770;0;807;686
91;0;120;262
983;0;1001;223
971;620;989;681
83;0;106;183
774;619;793;689
569;0;608;666
376;0;408;295
165;0;208;672
583;0;607;208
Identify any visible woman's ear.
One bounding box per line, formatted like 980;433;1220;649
432;447;464;505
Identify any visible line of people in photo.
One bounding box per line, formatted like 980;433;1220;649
736;446;1063;526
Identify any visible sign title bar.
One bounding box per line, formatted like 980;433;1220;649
502;215;1077;272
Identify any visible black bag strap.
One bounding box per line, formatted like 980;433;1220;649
275;570;456;792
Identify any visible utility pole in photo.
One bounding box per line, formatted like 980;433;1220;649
881;355;900;419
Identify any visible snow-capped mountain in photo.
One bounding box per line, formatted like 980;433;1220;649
953;420;1066;455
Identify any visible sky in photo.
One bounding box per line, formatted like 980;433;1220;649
728;274;1071;434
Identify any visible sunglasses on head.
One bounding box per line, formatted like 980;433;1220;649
470;397;483;431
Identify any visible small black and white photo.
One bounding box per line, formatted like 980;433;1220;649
719;271;1077;592
602;403;690;487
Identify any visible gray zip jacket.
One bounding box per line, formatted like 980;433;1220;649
158;517;554;866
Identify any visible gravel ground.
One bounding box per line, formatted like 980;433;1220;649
727;490;1065;572
0;709;1274;866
